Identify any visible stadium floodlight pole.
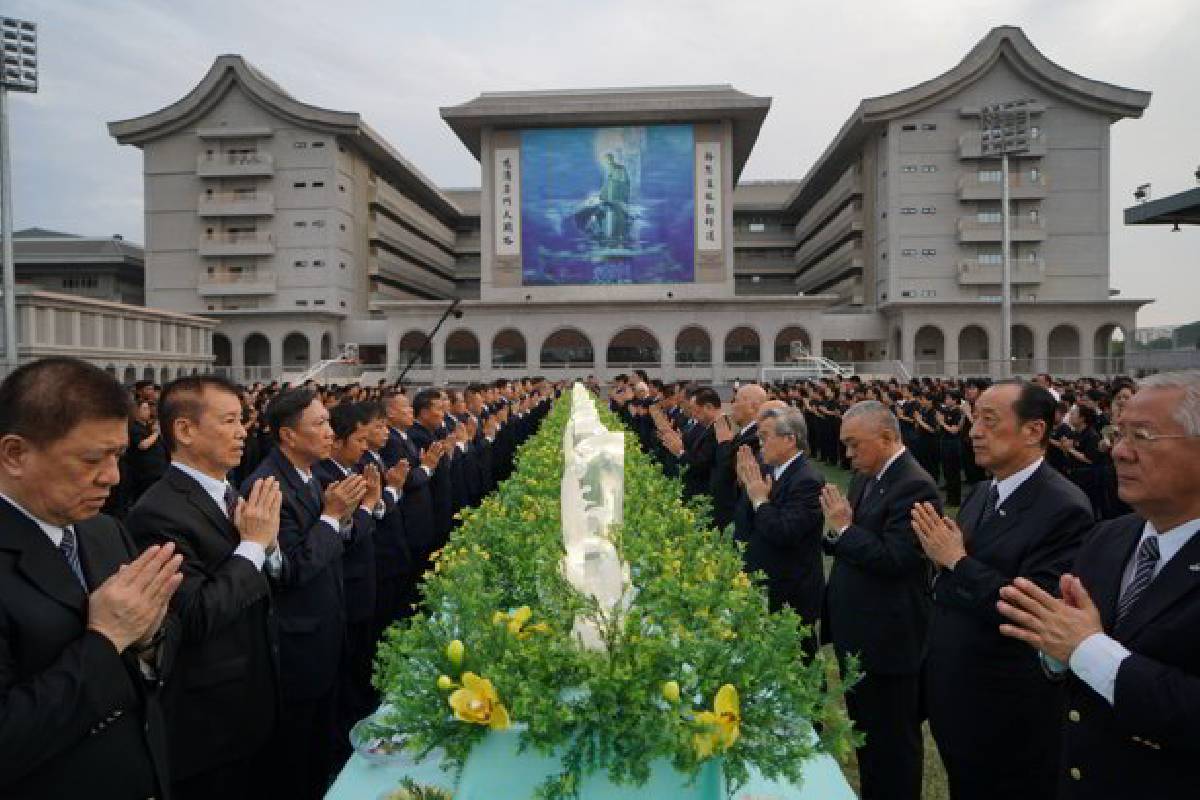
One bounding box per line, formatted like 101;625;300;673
0;17;38;372
395;297;462;390
980;99;1032;379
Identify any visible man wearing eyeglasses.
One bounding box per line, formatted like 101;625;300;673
996;370;1200;799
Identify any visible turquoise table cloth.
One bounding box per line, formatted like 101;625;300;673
326;728;857;799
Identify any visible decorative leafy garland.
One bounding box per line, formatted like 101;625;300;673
372;394;857;799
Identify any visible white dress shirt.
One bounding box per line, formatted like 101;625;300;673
772;451;802;482
1069;517;1200;705
992;456;1044;507
835;447;907;535
172;462;270;571
0;490;68;549
294;464;345;538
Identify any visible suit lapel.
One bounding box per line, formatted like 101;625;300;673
0;497;88;614
1117;525;1200;640
168;468;236;545
1094;518;1144;632
967;464;1044;555
273;449;319;517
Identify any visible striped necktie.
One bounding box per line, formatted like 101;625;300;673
1116;536;1160;627
59;526;88;590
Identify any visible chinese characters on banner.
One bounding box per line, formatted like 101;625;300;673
494;148;520;257
696;142;722;251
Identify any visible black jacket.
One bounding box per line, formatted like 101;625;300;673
925;460;1094;800
1057;514;1200;799
125;465;279;782
678;422;717;501
733;454;826;624
241;448;346;703
313;459;378;626
381;427;439;560
709;421;760;531
0;499;174;799
823;450;939;675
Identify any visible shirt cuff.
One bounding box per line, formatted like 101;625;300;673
385;487;401;503
752;498;767;511
1068;632;1131;706
319;514;343;535
421;465;434;477
837;524;850;535
264;546;283;578
233;541;267;571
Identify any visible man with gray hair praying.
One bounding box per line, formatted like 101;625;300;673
732;406;826;655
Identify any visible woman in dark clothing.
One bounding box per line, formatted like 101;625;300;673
126;398;168;504
1097;381;1135;519
1063;404;1104;517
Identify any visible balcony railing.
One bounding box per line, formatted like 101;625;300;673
957;258;1045;285
198;231;275;257
957;217;1047;243
196;152;275;177
198;192;275;217
197;270;278;296
958;174;1048;201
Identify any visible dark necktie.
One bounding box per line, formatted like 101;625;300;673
223;483;239;520
979;483;1000;529
1116;536;1161;627
856;476;877;512
59;526;87;590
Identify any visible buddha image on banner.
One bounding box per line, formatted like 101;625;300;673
520;125;695;285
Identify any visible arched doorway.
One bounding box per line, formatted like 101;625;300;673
958;325;990;376
283;332;310;369
606;328;661;367
1048;325;1081;376
1011;325;1035;375
492;329;527;368
123;366;137;384
320;332;333;361
914;326;945;375
724;326;760;365
159;367;171;385
445;329;480;367
1094;324;1126;375
397;331;430;368
213;333;232;367
540;328;594;367
773;326;812;364
675;326;711;365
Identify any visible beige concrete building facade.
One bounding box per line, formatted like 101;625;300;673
108;26;1151;383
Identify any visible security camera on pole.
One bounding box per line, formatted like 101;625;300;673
0;16;38;372
979;99;1032;378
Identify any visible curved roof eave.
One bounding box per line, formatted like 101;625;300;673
785;26;1151;214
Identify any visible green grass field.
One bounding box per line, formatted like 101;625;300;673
815;460;951;800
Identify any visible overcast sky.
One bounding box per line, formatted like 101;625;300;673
6;0;1197;325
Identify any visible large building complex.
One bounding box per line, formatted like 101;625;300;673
108;26;1151;384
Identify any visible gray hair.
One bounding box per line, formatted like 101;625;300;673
761;406;808;447
1138;370;1200;436
843;400;901;437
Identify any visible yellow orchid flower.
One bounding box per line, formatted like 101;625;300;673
446;639;464;669
692;684;741;759
496;606;552;639
448;672;511;730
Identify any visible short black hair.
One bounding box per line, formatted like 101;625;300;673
0;357;132;446
265;388;316;444
329;402;369;440
1077;405;1099;428
1007;381;1057;447
692;387;721;409
412;388;442;417
357;400;385;422
158;374;243;454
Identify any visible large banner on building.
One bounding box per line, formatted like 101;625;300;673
519;124;695;285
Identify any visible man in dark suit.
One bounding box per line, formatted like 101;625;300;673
313;402;386;741
0;357;183;799
658;386;722;501
242;389;368;800
359;400;414;633
125;374;282;800
408;389;454;543
912;381;1094;800
709;384;767;530
997;370;1200;799
732;406;826;638
820;400;940;800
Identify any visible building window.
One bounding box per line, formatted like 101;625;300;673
978;170;1003;183
338;184;346;192
901;207;917;215
1030;125;1041;139
921;165;938;172
340;300;347;307
881;211;887;219
312;181;325;188
314;299;326;305
921;207;936;214
312;141;325;148
919;289;937;297
901;248;917;256
901;124;917;131
339;262;346;269
902;165;918;173
313;260;325;267
921;123;937;131
294;260;308;267
294;141;307;149
293;181;307;189
748;222;766;233
294;221;307;228
921;248;937;256
296;300;308;306
312;219;326;228
338;223;346;231
979;252;1003;265
977;211;1002;224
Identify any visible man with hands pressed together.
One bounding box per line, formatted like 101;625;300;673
732;406;826;652
0;358;183;799
242;388;367;800
911;381;1093;800
126;375;283;800
820;401;940;800
995;371;1200;799
658;386;721;501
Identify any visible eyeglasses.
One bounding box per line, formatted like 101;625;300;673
1111;426;1200;448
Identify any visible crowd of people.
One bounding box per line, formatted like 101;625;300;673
0;358;554;800
610;368;1199;800
1;357;1198;800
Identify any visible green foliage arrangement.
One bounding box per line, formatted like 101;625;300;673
373;394;857;799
